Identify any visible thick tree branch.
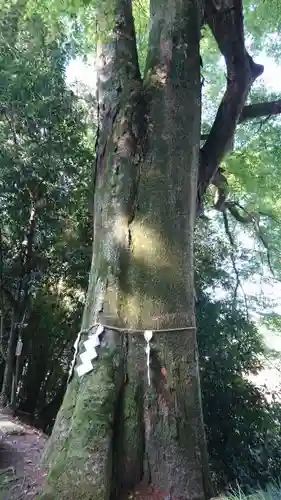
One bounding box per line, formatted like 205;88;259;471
198;0;264;205
212;167;229;211
201;99;281;140
225;202;252;223
94;0;144;234
95;0;142;162
240;99;281;123
97;0;141;120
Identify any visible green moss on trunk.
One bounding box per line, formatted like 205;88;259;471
40;0;212;498
41;332;126;500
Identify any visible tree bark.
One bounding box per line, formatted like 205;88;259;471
41;0;211;499
196;0;264;217
199;0;264;194
0;309;16;407
240;99;281;123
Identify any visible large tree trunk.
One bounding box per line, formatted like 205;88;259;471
41;0;211;499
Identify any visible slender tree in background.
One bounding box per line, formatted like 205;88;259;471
0;6;93;410
40;0;277;498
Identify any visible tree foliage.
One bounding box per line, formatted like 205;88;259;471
195;222;281;491
1;0;281;496
0;2;93;409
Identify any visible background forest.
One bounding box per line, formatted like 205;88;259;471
1;0;281;497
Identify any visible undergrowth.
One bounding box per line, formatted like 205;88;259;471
0;467;16;499
221;482;281;500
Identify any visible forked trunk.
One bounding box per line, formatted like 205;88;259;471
41;1;211;499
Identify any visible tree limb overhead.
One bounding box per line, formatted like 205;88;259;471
240;99;281;123
197;0;264;212
201;99;281;140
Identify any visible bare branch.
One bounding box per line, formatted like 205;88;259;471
225;202;253;223
240;99;281;123
208;148;278;277
224;202;275;275
95;0;143;212
201;99;281;141
212;168;229;211
258;211;280;223
222;211;249;318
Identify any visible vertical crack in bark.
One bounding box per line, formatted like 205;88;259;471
118;336;146;496
110;334;128;499
41;2;148;499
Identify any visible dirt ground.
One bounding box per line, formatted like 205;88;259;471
0;410;47;500
0;409;178;499
125;485;173;499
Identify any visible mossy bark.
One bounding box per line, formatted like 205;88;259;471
41;0;212;499
41;330;126;500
